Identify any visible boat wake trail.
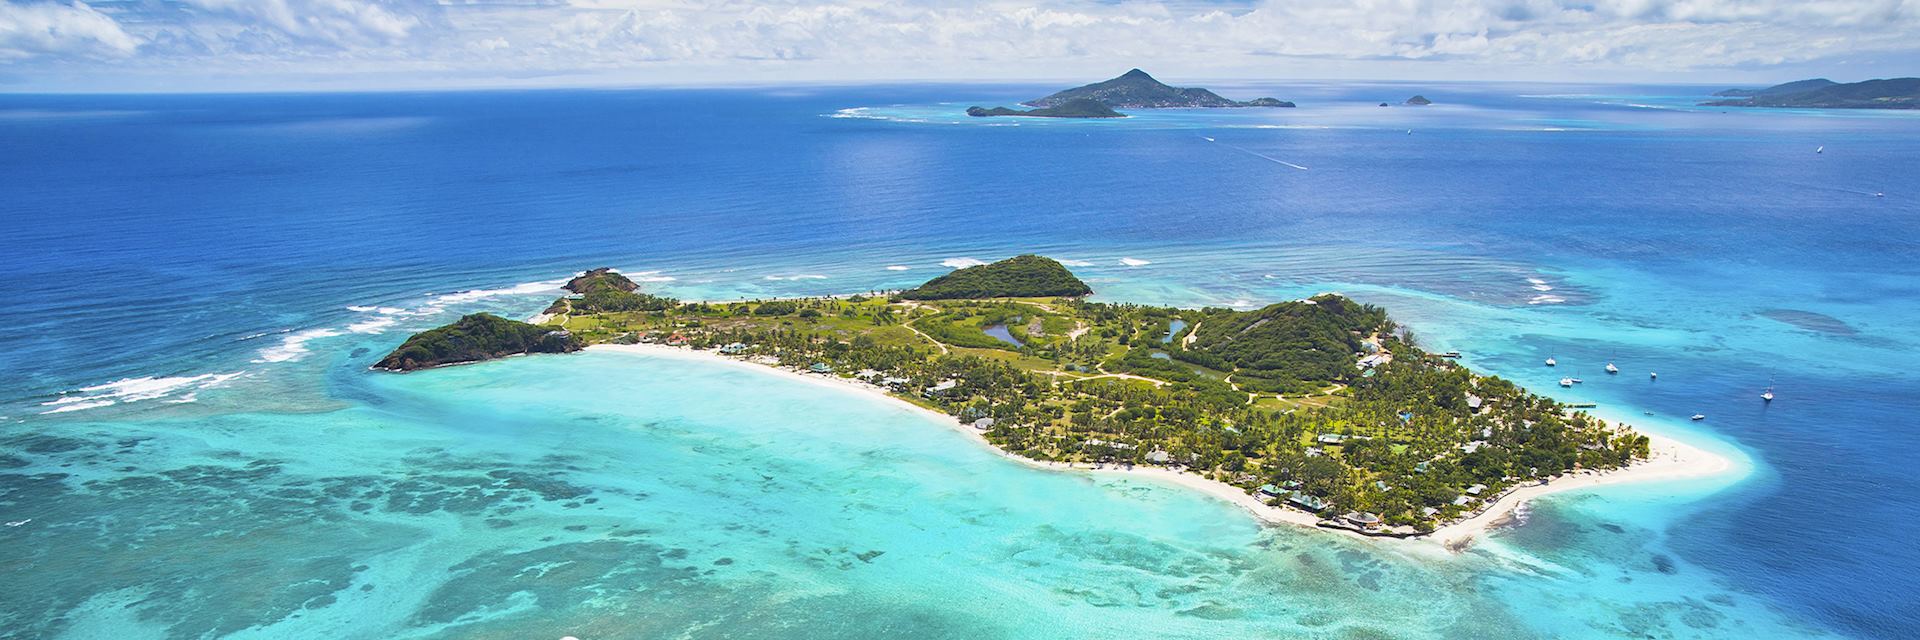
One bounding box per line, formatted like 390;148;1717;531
1200;136;1308;171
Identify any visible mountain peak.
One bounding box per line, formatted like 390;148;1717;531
1022;69;1291;109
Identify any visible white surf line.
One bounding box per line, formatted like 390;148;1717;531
1201;136;1309;171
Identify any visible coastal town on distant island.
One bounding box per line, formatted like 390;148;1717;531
380;256;1650;537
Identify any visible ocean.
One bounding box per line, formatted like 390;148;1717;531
1;82;1915;638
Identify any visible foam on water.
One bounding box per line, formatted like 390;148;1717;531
39;372;242;414
252;328;343;363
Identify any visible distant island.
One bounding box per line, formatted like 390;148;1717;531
965;98;1124;119
381;255;1650;536
1405;95;1432;106
965;69;1295;118
1702;77;1920;109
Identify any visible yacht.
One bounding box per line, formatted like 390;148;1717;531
1605;362;1619;374
1816;146;1824;153
1691;414;1706;421
1762;388;1775;402
1649;372;1658;380
1559;377;1574;387
1545;357;1557;367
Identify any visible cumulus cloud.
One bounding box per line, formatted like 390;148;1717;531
0;1;139;60
5;0;1919;88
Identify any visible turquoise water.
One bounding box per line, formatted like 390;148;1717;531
3;350;1819;638
3;83;1917;637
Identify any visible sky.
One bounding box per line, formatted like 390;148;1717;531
0;0;1916;92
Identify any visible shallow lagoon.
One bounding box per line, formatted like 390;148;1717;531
0;350;1824;638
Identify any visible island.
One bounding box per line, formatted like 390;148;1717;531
373;312;582;371
964;69;1296;118
1702;77;1920;109
965;99;1124;119
382;255;1651;537
1405;95;1432;106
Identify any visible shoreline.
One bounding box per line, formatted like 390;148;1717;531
586;343;1736;549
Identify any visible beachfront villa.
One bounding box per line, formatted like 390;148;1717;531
1343;512;1382;528
1315;433;1347;445
1145;450;1172;464
1466;484;1487;495
1289;492;1330;512
808;362;833;374
923;379;960;397
719;342;750;354
969;417;996;431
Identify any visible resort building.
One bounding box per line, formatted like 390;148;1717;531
923;379;960;398
1288;492;1330;512
718;342;749;354
969;417;996;431
808;362;833;374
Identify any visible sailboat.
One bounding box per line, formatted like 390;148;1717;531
1763;376;1775;402
1545;357;1557;367
1605;362;1619;374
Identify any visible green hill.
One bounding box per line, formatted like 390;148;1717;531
564;268;638;294
900;255;1092;300
1184;295;1390;393
374;313;583;371
1704;77;1920;109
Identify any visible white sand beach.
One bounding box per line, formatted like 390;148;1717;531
588;343;1736;549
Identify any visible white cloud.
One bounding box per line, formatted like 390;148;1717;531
0;1;139;60
178;0;427;46
5;0;1919;89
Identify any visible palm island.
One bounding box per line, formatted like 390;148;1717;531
382;255;1648;535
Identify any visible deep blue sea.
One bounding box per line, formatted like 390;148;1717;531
2;82;1917;639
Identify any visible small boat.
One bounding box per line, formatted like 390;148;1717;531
1762;388;1775;402
1816;146;1824;154
1605;362;1619;374
1875;192;1885;198
1691;414;1706;421
1545;357;1557;367
1643;411;1655;416
1570;377;1584;384
1649;372;1658;380
1559;377;1574;387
